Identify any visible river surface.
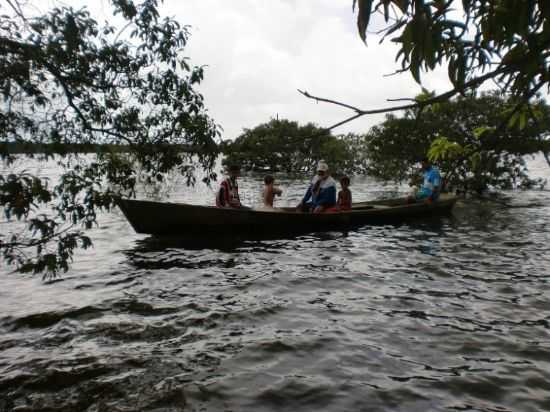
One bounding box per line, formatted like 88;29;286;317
1;158;549;412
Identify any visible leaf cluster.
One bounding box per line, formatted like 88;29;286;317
222;119;367;176
363;91;550;192
354;0;550;98
0;0;220;276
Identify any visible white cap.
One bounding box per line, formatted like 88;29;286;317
317;160;329;172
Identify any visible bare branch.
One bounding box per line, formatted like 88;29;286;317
7;224;76;249
383;67;410;77
299;66;512;130
297;89;363;113
387;98;416;103
6;0;26;21
323;113;365;132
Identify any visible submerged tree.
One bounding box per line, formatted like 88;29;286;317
364;92;550;192
222;119;367;175
0;0;220;276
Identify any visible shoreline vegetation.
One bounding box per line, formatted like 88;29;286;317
1;141;129;154
0;142;205;155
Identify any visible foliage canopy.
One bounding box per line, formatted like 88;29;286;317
354;0;549;98
364;92;550;192
222;119;367;176
0;0;220;276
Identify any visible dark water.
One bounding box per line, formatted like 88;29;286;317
1;160;550;411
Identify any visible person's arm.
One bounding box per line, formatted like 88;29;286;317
317;185;336;207
231;187;242;208
300;185;312;204
217;186;226;207
262;186;269;206
221;181;233;207
430;172;441;200
298;177;317;209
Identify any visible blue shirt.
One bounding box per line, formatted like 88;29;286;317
302;176;337;208
418;166;441;199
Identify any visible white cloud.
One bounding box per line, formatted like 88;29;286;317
61;1;457;139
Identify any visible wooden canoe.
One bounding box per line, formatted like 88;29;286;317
116;194;458;235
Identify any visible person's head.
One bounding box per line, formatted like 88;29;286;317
228;164;240;179
420;156;431;171
264;175;274;185
317;160;329;179
340;175;350;189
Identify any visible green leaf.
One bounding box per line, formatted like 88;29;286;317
448;57;457;85
392;0;409;14
508;111;520;128
519;112;527;130
410;47;422;83
354;0;374;43
424;29;436;69
470;152;482;170
473;126;494;139
501;44;525;65
428;136;464;161
383;0;390;22
386;19;407;38
400;22;414;58
455;50;466;91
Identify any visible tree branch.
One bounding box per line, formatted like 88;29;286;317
3;223;76;249
297;89;363;112
6;0;26;22
299;66;511;130
323;113;365;131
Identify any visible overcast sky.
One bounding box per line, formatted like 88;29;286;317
64;1;455;140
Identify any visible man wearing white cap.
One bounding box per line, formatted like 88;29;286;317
297;160;337;213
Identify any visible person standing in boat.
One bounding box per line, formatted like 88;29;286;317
297;160;337;213
216;164;244;208
410;157;442;203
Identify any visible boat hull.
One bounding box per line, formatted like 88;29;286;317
116;195;458;235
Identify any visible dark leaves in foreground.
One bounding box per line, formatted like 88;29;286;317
354;0;549;100
0;0;221;277
363;92;550;193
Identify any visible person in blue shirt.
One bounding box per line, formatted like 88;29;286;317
411;157;442;202
297;160;337;213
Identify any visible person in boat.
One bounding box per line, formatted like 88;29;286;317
297;160;337;213
216;164;245;208
325;175;352;212
409;157;442;203
263;175;283;208
337;175;352;210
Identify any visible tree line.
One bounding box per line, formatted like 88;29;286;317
223;91;550;192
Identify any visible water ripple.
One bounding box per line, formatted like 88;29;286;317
1;169;550;411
